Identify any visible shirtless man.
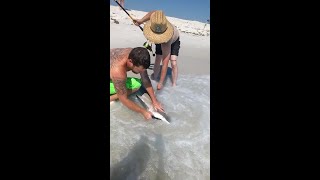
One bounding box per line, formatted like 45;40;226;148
110;47;164;120
134;10;181;90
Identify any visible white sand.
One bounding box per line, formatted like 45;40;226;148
110;5;210;77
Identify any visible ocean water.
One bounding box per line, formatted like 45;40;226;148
110;74;210;180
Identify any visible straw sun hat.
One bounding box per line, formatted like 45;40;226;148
143;10;173;44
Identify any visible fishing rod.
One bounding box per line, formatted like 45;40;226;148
113;0;143;31
113;0;155;56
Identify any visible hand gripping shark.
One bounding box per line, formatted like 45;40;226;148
135;88;170;124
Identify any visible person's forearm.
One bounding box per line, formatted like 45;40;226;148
140;71;157;103
119;97;145;114
145;85;157;103
140;10;156;23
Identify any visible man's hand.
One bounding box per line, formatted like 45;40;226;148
141;110;153;120
133;19;143;26
152;100;165;113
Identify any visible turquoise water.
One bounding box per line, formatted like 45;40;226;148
110;74;210;180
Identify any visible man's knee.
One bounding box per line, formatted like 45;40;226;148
171;60;177;66
110;94;118;102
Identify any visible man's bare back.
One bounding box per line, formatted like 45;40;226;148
110;48;132;72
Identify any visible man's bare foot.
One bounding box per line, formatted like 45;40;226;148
157;83;163;90
172;83;177;87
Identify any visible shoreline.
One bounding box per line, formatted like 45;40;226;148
110;5;210;37
110;5;210;76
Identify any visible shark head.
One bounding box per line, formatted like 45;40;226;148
136;93;170;124
150;110;170;124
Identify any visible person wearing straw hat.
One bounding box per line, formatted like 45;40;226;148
134;10;181;90
110;47;164;120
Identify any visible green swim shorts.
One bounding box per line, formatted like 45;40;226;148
110;77;142;95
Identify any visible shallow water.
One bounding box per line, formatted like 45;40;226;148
110;75;210;180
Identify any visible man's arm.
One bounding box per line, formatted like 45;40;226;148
140;71;165;112
112;77;153;119
133;10;156;25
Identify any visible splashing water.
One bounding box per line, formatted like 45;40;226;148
110;75;210;180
